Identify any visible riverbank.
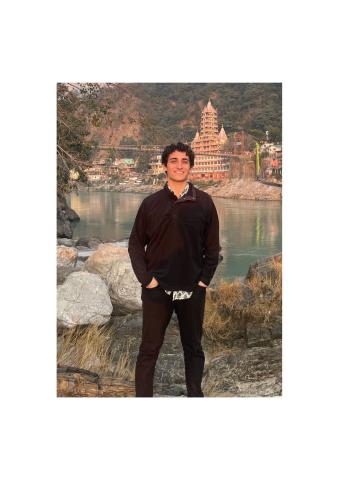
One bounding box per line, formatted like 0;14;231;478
204;178;282;201
77;178;282;201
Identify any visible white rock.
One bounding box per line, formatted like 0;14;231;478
107;256;142;312
85;244;142;312
57;271;113;327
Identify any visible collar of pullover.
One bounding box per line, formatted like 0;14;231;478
164;180;196;202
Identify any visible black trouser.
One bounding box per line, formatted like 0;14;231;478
135;284;206;397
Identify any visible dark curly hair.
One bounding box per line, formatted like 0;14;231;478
161;142;195;167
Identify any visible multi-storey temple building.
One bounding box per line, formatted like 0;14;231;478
148;98;255;181
190;99;230;180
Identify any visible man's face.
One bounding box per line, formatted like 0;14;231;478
164;150;191;182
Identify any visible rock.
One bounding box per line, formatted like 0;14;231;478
57;246;78;268
57;262;85;285
57;194;79;238
154;351;186;386
154;384;187;397
57;199;72;238
246;253;282;282
85;244;142;313
65;204;80;222
76;237;103;249
107;256;142;313
85;243;127;278
57;271;113;327
246;319;272;348
57;246;80;284
57;238;76;247
202;341;282;396
270;314;282;339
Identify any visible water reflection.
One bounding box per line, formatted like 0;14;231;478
212;197;281;281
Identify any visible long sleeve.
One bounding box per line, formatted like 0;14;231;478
128;200;153;287
200;198;221;286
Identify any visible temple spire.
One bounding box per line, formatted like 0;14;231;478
219;124;228;144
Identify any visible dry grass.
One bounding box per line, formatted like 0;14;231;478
57;324;114;375
111;337;135;381
203;256;282;345
204;281;244;343
57;322;135;380
243;257;282;323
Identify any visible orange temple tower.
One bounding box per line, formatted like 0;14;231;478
190;99;229;180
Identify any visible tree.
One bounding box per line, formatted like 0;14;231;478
57;83;95;195
268;127;282;143
57;83;138;195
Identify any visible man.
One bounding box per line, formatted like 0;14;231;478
128;142;221;397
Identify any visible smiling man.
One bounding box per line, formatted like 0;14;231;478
128;142;221;397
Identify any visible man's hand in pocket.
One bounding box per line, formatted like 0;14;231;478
146;277;159;289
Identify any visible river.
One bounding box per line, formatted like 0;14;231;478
67;191;281;283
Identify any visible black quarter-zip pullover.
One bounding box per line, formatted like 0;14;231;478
128;181;221;290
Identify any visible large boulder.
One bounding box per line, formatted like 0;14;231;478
86;243;126;281
85;244;142;313
202;341;282;397
57;271;113;327
85;243;127;277
107;255;142;313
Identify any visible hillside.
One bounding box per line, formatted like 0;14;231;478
81;83;282;148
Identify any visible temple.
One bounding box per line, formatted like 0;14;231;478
190;99;230;180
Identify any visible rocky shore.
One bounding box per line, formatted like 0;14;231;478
204;178;282;201
76;178;282;201
57;238;282;397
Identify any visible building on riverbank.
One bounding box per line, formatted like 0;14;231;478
189;99;230;180
191;99;228;155
85;158;115;182
189;99;256;181
149;154;163;175
260;143;282;179
84;157;138;183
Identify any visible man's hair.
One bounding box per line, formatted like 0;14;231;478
161;142;195;167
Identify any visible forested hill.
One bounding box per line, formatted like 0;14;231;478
82;83;282;147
